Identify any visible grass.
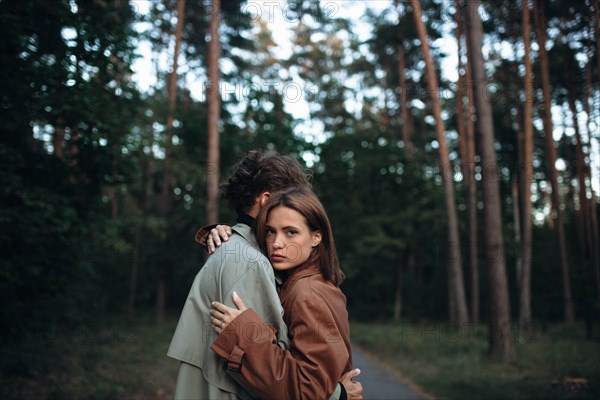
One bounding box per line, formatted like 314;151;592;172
2;314;181;400
351;321;600;400
4;315;598;399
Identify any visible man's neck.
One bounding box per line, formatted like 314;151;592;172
236;213;255;227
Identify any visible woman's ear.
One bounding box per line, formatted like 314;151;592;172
311;231;322;247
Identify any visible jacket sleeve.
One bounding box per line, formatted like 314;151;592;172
223;259;289;351
211;289;349;400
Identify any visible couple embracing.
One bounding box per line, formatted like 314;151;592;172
168;151;363;400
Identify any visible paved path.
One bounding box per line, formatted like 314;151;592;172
351;345;430;400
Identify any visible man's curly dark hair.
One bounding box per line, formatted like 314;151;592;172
220;151;312;214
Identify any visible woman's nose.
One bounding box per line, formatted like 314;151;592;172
272;241;283;249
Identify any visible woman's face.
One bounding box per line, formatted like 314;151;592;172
265;205;321;271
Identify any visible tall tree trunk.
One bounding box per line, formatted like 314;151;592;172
519;0;534;329
129;126;154;319
595;0;600;88
584;59;600;304
562;127;586;259
206;0;221;225
130;227;141;320
393;248;408;322
110;144;119;220
156;0;186;325
565;67;593;261
559;20;595;271
465;0;516;362
165;0;186;149
514;76;525;292
565;59;600;309
582;51;599;332
411;0;469;325
513;174;522;290
397;42;413;158
457;0;480;323
534;0;575;323
156;277;166;325
455;3;468;178
53;125;65;160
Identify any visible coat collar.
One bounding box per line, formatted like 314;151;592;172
231;223;259;249
288;262;320;280
279;262;320;302
232;223;285;287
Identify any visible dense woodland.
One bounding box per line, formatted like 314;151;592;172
1;0;599;378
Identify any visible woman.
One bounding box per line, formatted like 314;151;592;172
209;187;353;400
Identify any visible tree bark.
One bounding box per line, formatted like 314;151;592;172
393;248;408;322
129;125;154;319
110;144;119;220
512;176;523;287
595;0;600;90
584;58;600;304
565;66;593;260
165;0;186;149
457;0;480;323
206;0;221;225
513;69;525;291
411;0;469;325
157;0;186;215
397;42;413;158
519;0;534;329
533;0;575;323
565;56;600;307
52;125;65;160
156;277;166;325
455;3;468;178
156;0;186;324
465;0;516;362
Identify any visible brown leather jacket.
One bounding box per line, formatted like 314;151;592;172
211;263;352;399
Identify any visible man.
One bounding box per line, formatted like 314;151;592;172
168;151;362;399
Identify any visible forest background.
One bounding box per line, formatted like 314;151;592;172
1;0;599;398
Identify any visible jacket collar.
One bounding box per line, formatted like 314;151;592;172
233;222;287;286
288;262;320;280
231;223;259;249
279;262;320;301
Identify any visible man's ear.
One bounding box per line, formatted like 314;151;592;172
312;231;322;247
258;192;271;207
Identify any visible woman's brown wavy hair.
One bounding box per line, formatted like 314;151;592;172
254;187;345;286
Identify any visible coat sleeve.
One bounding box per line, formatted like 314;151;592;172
211;288;349;400
223;259;289;351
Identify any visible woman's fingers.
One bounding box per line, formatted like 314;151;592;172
210;298;246;335
215;225;231;241
207;235;215;253
211;315;223;330
210;311;229;334
211;301;232;314
206;225;232;254
210;228;222;247
232;291;247;311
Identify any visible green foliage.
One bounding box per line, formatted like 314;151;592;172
0;314;179;400
352;321;600;399
315;121;448;320
1;0;599;386
0;0;142;375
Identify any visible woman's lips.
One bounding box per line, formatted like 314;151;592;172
270;254;286;262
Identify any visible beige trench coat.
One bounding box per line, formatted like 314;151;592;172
167;223;289;399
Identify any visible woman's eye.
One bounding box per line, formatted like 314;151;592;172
266;228;275;235
286;230;297;236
